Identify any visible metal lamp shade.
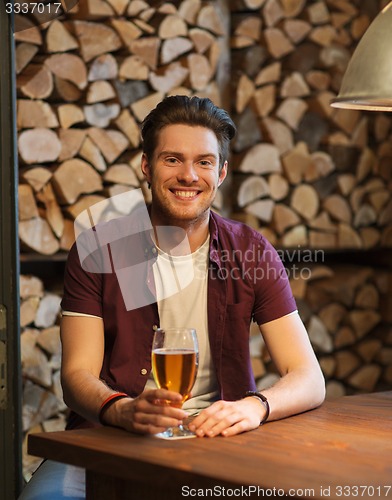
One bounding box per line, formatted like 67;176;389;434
331;1;392;111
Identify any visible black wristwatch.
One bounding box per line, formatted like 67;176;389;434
244;391;270;425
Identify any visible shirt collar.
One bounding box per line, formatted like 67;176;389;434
208;211;221;269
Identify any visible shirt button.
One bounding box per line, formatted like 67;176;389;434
152;247;157;254
140;368;148;375
152;324;158;331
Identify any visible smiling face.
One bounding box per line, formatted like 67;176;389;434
141;124;227;229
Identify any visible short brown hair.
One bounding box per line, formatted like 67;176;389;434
141;95;236;170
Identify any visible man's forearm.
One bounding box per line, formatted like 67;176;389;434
260;366;325;422
61;368;120;424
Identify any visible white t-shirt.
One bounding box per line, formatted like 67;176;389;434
144;235;219;414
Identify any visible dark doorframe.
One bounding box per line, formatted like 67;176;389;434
0;4;23;499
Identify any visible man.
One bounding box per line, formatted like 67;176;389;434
20;96;324;498
60;95;324;438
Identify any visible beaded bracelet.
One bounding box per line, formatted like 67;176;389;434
244;391;270;425
98;392;129;425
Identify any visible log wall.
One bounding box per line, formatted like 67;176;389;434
251;263;392;399
17;0;230;256
15;0;392;481
20;264;392;479
229;0;392;250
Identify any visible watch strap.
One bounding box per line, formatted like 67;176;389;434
244;391;270;425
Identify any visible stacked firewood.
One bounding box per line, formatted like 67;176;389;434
230;0;392;249
16;0;392;253
20;264;392;479
250;263;392;399
16;0;229;255
19;274;65;480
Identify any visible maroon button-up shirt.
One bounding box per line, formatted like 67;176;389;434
62;210;296;429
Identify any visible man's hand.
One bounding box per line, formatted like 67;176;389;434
188;397;265;437
103;389;189;435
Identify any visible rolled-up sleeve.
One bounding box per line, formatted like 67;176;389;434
61;242;103;318
252;239;297;325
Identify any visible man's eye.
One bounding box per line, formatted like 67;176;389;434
199;161;213;167
165;157;178;164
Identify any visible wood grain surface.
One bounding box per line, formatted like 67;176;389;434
28;392;392;499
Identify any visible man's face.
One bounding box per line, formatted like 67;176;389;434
141;124;227;226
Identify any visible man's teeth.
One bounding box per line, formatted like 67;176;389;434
174;191;197;198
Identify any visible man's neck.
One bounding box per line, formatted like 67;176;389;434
150;208;210;254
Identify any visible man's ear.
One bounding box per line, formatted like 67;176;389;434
141;153;152;183
218;161;228;187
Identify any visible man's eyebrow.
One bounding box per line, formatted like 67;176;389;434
158;150;182;158
158;151;218;159
197;153;218;160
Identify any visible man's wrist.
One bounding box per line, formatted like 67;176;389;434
244;391;270;425
99;392;129;425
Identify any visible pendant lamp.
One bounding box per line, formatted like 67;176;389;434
331;2;392;111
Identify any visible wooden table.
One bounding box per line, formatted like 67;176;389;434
28;392;392;499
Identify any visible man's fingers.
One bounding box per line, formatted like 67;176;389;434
122;390;188;435
129;408;187;435
133;411;183;428
143;388;183;404
188;400;258;438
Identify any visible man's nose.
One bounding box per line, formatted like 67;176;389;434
177;162;199;183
